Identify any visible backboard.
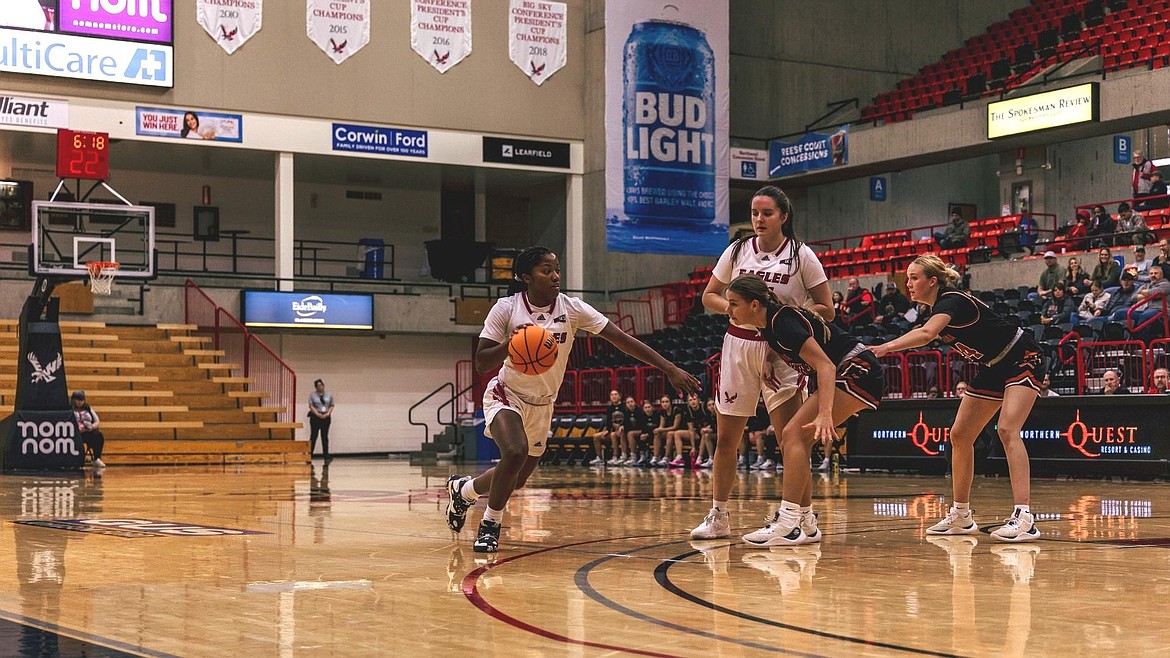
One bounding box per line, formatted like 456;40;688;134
31;201;156;279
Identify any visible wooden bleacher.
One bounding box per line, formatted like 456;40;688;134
0;320;306;466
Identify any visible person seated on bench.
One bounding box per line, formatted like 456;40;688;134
71;390;105;471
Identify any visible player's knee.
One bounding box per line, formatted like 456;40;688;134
497;437;528;461
996;425;1022;443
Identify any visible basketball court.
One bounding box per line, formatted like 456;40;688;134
0;461;1164;656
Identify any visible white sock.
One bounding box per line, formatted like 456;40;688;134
712;499;728;512
778;500;801;524
799;505;813;516
953;501;971;513
460;479;481;502
1014;504;1030;515
483;506;504;524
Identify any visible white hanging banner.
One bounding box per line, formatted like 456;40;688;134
508;0;567;85
410;0;472;73
307;0;370;64
197;0;263;55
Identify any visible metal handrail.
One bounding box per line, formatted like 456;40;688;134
408;382;454;445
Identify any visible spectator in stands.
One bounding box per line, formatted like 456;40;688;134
650;395;681;466
830;290;846;327
934;210;970;250
1039;282;1075;326
1038;373;1059;397
1100;369;1126;395
1147;367;1169;394
953;380;969;398
1154;240;1170;271
1031;250;1065;301
669;393;706;467
842;277;875;328
1091;247;1121;290
1131;150;1159;199
1063;256;1091;296
1110;263;1170;328
875;281;911;326
1077;280;1111;321
1018;213;1039;254
1116;202;1154;246
1131;245;1153;285
1088;205;1116;248
71;391;105;471
635;400;660;466
1093;268;1139;325
696;398;716;468
619;396;641;465
1064;211;1090;251
926;385;941;399
1139;170;1170;211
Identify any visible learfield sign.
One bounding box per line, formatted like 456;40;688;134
987;83;1098;139
241;291;373;330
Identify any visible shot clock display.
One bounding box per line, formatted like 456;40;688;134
56;129;110;181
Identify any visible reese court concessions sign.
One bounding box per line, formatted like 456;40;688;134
987;82;1099;139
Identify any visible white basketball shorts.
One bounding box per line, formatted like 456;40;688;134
482;377;555;457
715;328;802;417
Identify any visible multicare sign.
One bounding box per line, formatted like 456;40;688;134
241;291;374;330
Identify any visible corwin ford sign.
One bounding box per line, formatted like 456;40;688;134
332;123;428;158
0;27;173;87
241;291;373;330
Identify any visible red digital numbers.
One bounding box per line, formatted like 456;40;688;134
56;129;110;181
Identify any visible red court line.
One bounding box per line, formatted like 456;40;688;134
461;536;687;658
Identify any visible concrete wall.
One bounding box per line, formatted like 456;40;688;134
0;1;588;140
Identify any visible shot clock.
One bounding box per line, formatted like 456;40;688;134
56;129;111;181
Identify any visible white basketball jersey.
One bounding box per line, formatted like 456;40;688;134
480;292;609;404
712;237;827;327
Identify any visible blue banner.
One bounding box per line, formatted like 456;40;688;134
136;107;243;142
331;123;428;158
768;126;848;178
241;291;373;330
1114;135;1132;165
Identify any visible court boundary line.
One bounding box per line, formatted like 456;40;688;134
0;608;178;658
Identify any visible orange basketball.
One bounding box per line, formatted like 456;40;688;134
508;325;558;375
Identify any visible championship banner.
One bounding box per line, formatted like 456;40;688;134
411;0;472;73
307;0;370;64
604;1;729;256
136;107;243;143
768;126;848;178
198;0;263;54
508;0;567;85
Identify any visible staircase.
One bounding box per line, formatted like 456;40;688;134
0;320;307;465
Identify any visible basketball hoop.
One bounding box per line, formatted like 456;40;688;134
86;261;119;296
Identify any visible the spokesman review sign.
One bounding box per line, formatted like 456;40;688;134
987;83;1099;139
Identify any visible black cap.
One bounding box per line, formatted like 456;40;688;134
1121;270;1137;281
71;390;85;400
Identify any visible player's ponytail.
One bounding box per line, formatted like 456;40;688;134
728;275;780;307
912;254;961;288
509;246;553;294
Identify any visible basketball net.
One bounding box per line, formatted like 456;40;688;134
86;261;120;296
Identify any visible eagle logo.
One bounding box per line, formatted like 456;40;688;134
434;50;450;65
530;60;546;77
218;25;238;41
723;391;738;405
28;352;63;384
330;38;348;54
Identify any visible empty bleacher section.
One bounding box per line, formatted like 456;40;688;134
0;318;305;466
861;0;1164;123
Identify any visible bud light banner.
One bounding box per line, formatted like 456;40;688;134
604;0;729;255
198;0;263;55
241;291;373;330
411;0;472;74
768;126;848;178
508;0;567;85
307;0;370;64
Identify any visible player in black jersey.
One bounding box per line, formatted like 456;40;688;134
871;255;1043;542
725;276;883;546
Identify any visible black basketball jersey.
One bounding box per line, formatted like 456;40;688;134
760;304;863;376
927;287;1020;365
680;405;705;429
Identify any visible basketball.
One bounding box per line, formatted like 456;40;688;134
508;325;557;375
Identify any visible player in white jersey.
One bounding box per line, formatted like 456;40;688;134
690;186;835;541
445;247;700;553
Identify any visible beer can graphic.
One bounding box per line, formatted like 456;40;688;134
623;19;715;226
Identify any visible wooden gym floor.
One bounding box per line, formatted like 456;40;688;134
0;461;1165;657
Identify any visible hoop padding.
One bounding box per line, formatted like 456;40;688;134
86;261;120;296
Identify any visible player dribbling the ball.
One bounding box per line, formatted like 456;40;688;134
445;246;700;553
